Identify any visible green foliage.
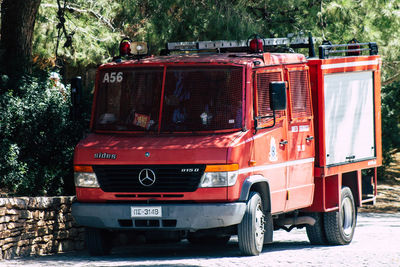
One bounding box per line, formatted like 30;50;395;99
32;0;400;80
0;73;86;196
33;0;263;62
381;81;400;165
120;0;261;52
34;0;121;66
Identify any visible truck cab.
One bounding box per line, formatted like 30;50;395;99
72;36;381;256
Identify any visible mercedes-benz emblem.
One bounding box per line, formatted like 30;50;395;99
138;169;156;186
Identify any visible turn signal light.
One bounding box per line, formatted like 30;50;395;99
73;165;93;173
205;164;239;172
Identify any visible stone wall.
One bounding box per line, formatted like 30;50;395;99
0;197;85;260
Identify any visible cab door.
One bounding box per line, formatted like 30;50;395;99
285;65;315;211
253;67;289;213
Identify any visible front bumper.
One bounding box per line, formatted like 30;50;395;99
72;202;246;230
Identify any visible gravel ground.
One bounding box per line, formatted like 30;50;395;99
359;182;400;213
2;212;399;267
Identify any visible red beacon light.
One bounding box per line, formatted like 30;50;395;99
248;34;264;53
119;38;132;57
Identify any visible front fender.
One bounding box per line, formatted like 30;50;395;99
239;175;271;212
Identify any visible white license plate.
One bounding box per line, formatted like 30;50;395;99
131;206;162;218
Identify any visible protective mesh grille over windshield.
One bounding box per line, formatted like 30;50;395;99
95;68;164;131
161;66;243;132
94;66;243;132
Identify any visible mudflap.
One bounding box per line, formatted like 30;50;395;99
263;212;273;244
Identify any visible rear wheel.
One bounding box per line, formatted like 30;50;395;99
238;192;265;256
324;187;357;245
306;212;328;245
86;228;112;256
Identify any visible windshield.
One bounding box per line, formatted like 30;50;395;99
94;66;243;132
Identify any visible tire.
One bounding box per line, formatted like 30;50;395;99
86;228;112;256
324;187;357;245
306;212;328;245
187;233;231;246
238;192;265;256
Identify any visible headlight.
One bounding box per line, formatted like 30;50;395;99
73;165;100;188
74;172;100;188
199;164;239;188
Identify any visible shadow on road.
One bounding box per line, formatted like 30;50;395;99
14;239;333;266
10;213;399;266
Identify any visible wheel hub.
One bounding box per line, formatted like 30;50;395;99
341;197;354;236
255;201;265;249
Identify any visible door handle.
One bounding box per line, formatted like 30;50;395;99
306;136;314;142
279;140;288;146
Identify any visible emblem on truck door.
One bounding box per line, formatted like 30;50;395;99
138;169;156;186
269;137;278;162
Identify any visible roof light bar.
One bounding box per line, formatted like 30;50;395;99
198;40;247;49
167;38;293;52
167;42;197;51
167;37;316;51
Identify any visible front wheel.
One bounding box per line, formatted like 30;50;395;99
324;187;357;245
238;192;265;256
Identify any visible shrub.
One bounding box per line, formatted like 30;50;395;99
0;73;88;196
381;82;400;165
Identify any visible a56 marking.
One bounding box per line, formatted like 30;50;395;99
102;72;123;83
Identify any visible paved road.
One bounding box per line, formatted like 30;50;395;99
2;212;400;267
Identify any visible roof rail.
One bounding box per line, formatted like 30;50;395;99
163;34;316;57
319;42;378;59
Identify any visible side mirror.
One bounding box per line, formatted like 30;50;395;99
269;82;287;111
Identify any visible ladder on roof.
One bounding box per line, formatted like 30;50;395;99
319;42;378;59
166;36;315;54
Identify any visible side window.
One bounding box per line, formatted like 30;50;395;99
288;69;312;119
256;71;285;119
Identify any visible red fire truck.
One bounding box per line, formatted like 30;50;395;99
72;35;381;256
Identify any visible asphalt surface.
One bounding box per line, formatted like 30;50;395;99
2;212;400;267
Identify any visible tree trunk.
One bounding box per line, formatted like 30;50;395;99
0;0;41;88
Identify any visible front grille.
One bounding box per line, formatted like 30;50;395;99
93;165;205;193
117;219;177;228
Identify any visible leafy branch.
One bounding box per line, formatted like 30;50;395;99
41;3;116;31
